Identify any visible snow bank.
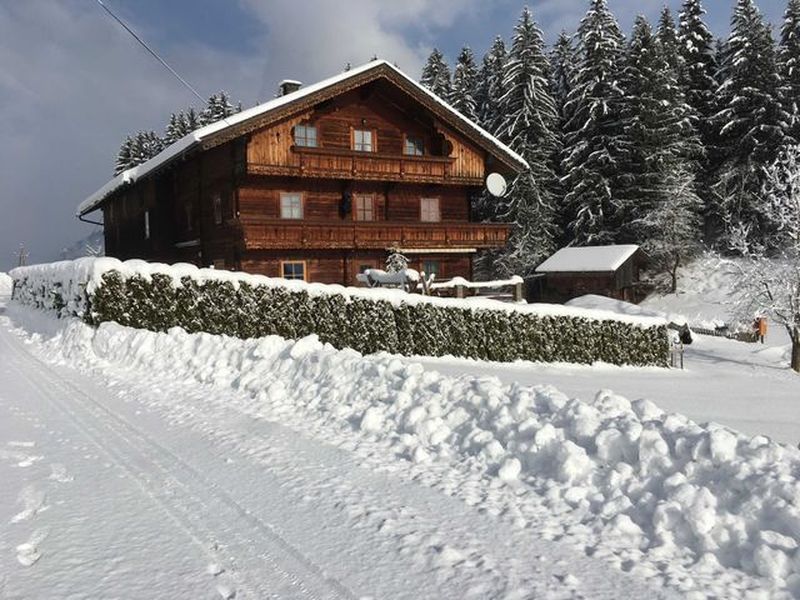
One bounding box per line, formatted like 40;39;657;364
0;272;12;297
10;304;800;598
10;257;665;327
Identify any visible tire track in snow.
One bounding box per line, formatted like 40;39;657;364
0;326;355;600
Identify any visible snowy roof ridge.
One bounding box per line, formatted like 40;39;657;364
77;59;528;216
535;245;641;273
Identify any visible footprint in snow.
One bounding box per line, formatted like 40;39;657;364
16;529;48;567
10;486;47;523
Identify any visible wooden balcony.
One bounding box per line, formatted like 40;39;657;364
248;146;483;185
242;220;510;251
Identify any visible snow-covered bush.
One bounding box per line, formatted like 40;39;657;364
10;258;670;367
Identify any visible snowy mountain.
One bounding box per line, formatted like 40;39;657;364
57;229;104;261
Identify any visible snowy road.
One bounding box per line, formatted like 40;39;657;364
0;305;672;599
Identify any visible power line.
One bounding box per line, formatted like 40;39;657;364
93;0;207;107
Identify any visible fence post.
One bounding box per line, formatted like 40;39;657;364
455;284;465;299
513;282;523;302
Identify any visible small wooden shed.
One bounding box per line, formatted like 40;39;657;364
529;245;647;304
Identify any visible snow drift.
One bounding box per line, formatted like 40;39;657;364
9;303;800;598
0;272;12;297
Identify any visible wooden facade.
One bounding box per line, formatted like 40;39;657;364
93;62;523;286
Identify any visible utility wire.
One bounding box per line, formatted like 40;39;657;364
93;0;217;113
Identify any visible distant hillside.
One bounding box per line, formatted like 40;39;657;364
58;230;104;261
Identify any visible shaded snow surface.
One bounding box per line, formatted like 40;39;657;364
0;272;11;297
3;302;800;598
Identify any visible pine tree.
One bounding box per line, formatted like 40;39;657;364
780;0;800;139
678;0;719;221
165;112;192;145
619;17;702;251
185;107;200;131
712;0;792;247
550;32;577;121
657;7;681;73
477;37;508;136
115;136;136;175
494;7;561;274
200;91;238;125
420;48;453;100
450;47;479;121
560;0;627;245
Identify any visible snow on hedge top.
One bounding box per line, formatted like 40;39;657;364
0;272;12;297
77;60;528;216
11;258;666;328
536;245;641;273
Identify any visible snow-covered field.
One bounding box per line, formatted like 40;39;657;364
1;277;800;597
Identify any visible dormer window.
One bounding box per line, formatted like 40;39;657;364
353;129;374;152
294;124;317;147
404;135;424;156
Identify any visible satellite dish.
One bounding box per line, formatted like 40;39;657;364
486;172;507;197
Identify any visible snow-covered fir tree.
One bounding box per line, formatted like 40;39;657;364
115;136;135;175
619;16;701;246
385;249;410;273
560;0;627;245
486;8;561;275
677;0;719;220
420;48;453;101
165;112;191;145
477;37;508;137
550;32;576;122
711;0;792;247
200;92;239;126
450;47;479;121
185;107;201;131
657;7;681;74
780;0;800;140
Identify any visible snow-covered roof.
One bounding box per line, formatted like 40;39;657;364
77;59;528;216
535;245;641;273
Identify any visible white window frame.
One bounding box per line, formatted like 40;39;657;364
420;197;441;222
280;193;303;219
144;209;150;240
353;129;374;152
294;124;317;148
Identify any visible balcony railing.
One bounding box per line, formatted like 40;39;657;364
242;220;510;250
248;146;482;185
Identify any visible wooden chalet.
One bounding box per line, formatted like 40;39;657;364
77;60;527;286
529;245;647;304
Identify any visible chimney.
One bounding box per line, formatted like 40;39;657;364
279;79;302;96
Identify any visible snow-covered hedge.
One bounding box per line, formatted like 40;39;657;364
10;258;670;367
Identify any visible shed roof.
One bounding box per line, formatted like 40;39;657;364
535;245;641;274
77;59;528;216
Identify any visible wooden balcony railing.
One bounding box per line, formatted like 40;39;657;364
242;220;510;251
248;146;483;185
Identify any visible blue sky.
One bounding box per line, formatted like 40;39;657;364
0;0;787;270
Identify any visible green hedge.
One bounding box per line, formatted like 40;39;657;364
80;271;669;367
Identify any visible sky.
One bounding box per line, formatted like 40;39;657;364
0;0;787;271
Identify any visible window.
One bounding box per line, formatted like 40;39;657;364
353;129;374;152
354;195;374;221
404;135;424;156
420;197;440;222
423;260;440;277
144;210;150;240
280;193;303;219
281;261;306;280
294;124;317;148
212;194;223;225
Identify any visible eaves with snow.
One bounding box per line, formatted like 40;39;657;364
77;59;529;217
535;245;643;274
